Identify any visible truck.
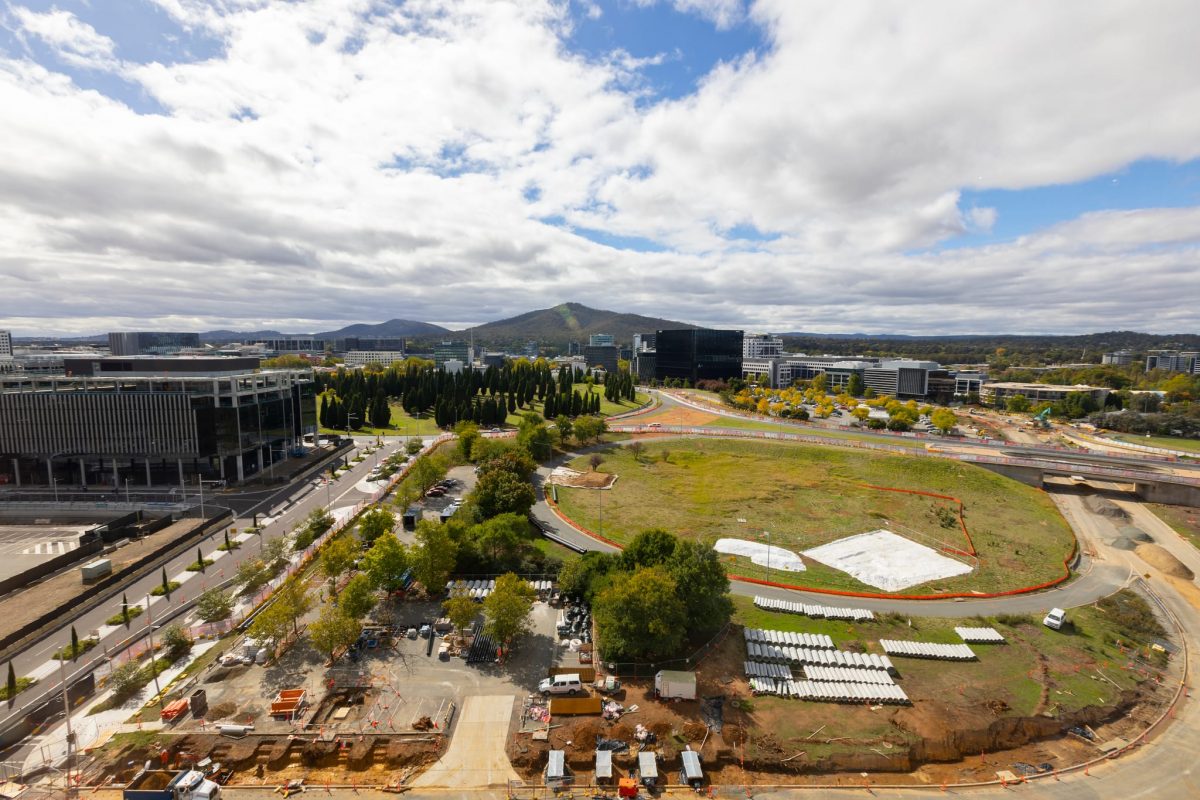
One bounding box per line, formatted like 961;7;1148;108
654;670;696;700
125;770;220;800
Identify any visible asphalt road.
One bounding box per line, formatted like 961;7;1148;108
0;436;412;755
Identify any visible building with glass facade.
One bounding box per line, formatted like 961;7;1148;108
0;363;315;489
654;328;743;384
108;331;201;356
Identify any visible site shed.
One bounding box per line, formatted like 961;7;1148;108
680;750;703;785
595;750;613;781
654;670;696;699
637;751;658;783
545;750;570;788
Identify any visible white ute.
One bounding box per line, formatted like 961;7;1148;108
1043;608;1066;630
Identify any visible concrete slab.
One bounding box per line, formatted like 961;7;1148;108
412;694;520;787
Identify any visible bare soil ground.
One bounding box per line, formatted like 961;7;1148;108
549;470;618;489
634;406;720;427
509;601;1179;787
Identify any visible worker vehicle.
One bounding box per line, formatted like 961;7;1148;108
539;673;583;695
1043;608;1066;630
125;770;220;800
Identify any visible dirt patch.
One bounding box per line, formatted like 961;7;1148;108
549;468;618;489
1135;544;1195;579
206;701;237;721
637;406;719;427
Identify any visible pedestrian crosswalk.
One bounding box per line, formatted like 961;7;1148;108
20;540;79;555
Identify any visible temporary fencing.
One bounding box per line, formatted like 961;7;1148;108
880;639;976;660
753;595;875;621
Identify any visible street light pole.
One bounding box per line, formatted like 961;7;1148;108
52;477;59;503
144;595;163;706
124;477;130;504
58;655;74;797
765;530;771;581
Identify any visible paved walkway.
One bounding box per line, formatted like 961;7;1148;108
412;695;520;788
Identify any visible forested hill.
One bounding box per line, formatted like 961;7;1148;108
461;302;694;348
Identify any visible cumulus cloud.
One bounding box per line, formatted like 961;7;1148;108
9;6;119;70
0;0;1198;336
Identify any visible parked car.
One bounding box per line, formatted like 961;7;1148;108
1043;608;1066;630
539;674;583;696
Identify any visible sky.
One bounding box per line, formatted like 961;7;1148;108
1;0;1199;337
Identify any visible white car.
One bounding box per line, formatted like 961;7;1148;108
1043;608;1066;630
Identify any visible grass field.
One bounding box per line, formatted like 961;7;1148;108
555;438;1075;595
699;415;928;448
1106;433;1200;454
1149;504;1200;551
732;593;1150;719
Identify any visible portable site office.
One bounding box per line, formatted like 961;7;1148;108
637;751;658;786
595;750;613;782
680;750;703;786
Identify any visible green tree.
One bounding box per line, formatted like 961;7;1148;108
931;408;957;433
455;421;481;461
121;593;131;627
621;528;678;569
320;536;359;593
555;415;574;445
5;663;15;704
1006;394;1032;412
106;662;143;699
248;599;289;646
667;540;733;638
557;551;620;603
811;373;828;392
160;625;192;661
408;453;448;494
308;604;361;662
474;513;533;566
263;536;290;570
339;573;378;620
237;558;269;594
517;421;554;461
482;573;535;651
196;588;234;623
412;521;458;592
160;568;171;598
593;567;687;661
846;373;864;397
471;469;536;519
406;438;423;456
70;627;79;660
358;506;396;546
362;534;410;592
572;415;607;444
275;575;315;634
443;595;478;637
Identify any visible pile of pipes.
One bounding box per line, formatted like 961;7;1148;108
446;579;495;599
880;640;976;661
750;678;909;704
954;626;1006;643
744;628;835;649
802;665;895;685
744;661;792;679
753;595;875;621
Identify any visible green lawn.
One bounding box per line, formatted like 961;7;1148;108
1149;504;1200;551
1105;433;1200;454
733;593;1149;718
556;438;1075;595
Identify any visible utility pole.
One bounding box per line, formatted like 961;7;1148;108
144;596;163;706
58;656;74;798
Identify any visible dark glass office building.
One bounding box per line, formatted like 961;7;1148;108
654;328;744;384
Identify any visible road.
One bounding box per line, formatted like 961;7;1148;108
0;436;415;760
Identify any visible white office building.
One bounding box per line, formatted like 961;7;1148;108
743;334;784;359
344;350;406;367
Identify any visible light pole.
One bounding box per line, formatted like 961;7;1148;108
124;477;130;504
57;653;74;796
52;477;60;503
143;595;163;706
764;530;771;581
197;477;223;520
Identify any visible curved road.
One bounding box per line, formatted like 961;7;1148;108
527;392;1200;797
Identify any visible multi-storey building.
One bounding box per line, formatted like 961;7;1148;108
0;330;12;358
588;333;615;347
108;331;201;356
655;328;744;384
583;344;619;374
0;359;315;488
1101;350;1136;366
980;382;1111;407
433;341;470;368
743;334;783;359
1146;350;1200;374
252;337;327;355
344;351;407;367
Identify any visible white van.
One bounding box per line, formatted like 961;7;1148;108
1043;608;1066;630
538;674;583;696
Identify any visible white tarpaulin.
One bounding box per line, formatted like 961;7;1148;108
802;530;972;591
714;538;806;571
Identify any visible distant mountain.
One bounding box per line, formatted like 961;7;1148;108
314;319;451;339
461;302;695;347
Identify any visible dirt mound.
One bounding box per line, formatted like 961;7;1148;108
206;701;236;721
682;722;708;741
1084;496;1128;518
1110;537;1137;551
1135;544;1195;579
